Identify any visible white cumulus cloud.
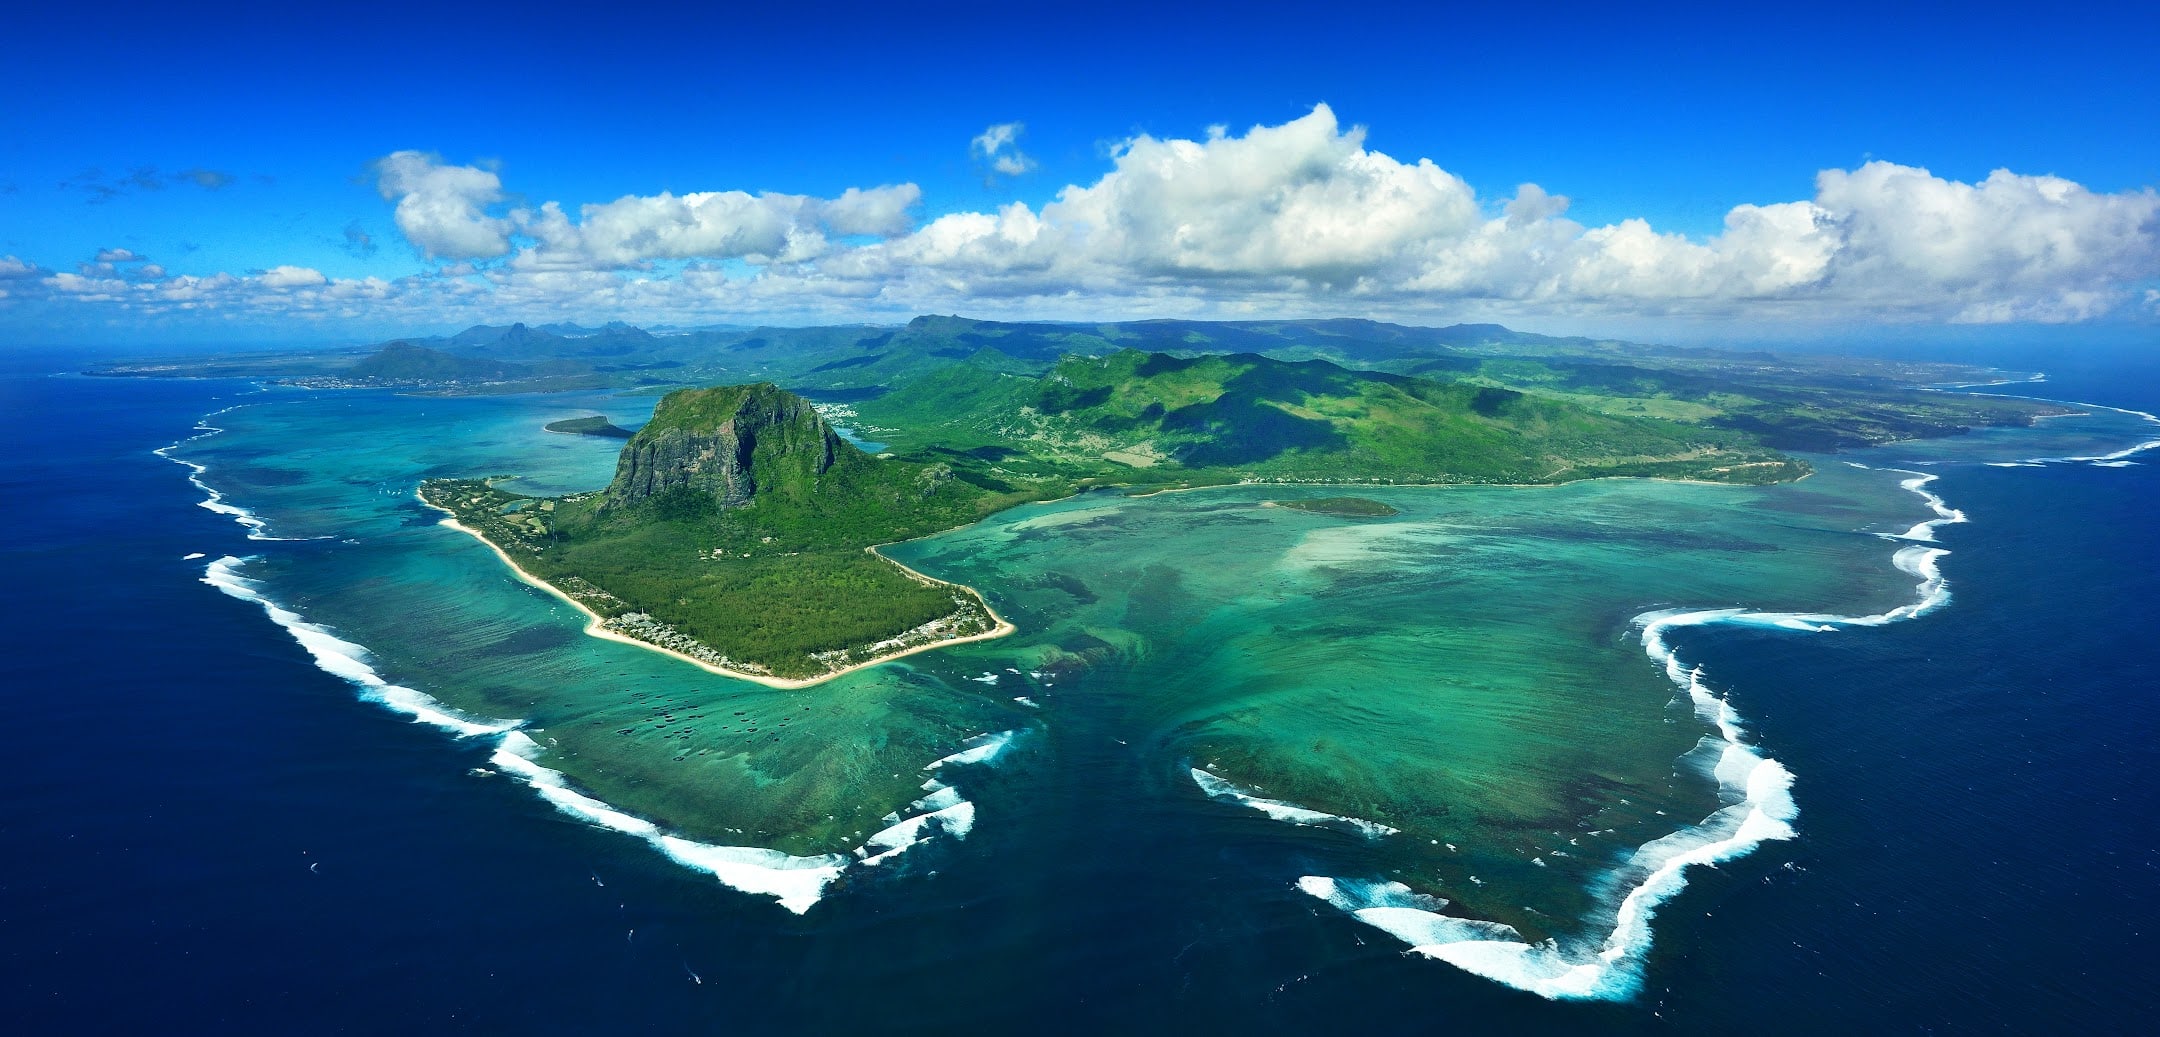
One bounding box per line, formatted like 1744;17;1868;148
821;184;922;237
1813;162;2160;321
373;151;515;260
801;105;2157;324
511;184;920;272
369;151;923;272
517;192;816;270
15;107;2156;332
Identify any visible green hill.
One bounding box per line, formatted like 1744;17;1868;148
860;349;1805;488
422;384;1013;682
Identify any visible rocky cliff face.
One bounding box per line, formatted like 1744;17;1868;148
603;383;852;510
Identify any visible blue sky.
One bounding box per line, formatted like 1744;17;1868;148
3;1;2155;346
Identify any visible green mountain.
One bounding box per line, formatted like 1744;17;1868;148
604;384;845;510
422;384;1009;682
861;348;1805;488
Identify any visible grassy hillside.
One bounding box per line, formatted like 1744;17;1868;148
859;349;1805;488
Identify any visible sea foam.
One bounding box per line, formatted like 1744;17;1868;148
1923;388;2160;467
203;555;1014;914
853;730;1021;869
202;556;516;738
1293;465;1958;1001
1190;767;1399;839
489;731;850;914
155;406;324;542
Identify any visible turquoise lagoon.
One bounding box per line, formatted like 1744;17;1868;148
168;382;2160;998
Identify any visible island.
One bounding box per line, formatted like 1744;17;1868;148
542;415;635;438
1265;497;1401;518
123;313;2110;967
404;331;2074;683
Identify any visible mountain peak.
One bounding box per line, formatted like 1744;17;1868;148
603;383;854;511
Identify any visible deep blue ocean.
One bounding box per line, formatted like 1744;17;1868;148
3;346;2155;1033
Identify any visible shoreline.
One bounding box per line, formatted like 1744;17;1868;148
422;495;1014;689
425;380;2097;689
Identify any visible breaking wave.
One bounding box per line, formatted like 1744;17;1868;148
1294;466;1962;1000
200;551;1018;914
1189;767;1399;839
156;404;324;542
1294;392;2160;998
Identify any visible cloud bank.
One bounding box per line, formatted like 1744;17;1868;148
10;105;2157;332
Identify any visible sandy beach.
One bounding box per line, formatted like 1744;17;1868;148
421;496;1014;689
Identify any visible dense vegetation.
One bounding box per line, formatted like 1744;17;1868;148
1269;497;1401;518
422;384;1021;681
856;349;1808;490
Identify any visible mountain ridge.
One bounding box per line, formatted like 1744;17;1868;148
603;384;849;511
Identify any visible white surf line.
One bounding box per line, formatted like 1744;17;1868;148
855;730;1021;869
494;727;1019;913
1917;386;2160;466
201;553;1017;914
155;399;328;542
202;556;519;738
1296;467;1965;1001
1189;767;1400;839
485;731;850;914
1927;372;2048;390
1882;470;1968;544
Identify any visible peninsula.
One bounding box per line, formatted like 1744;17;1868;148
422;383;1018;684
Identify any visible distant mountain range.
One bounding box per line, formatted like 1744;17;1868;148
338;315;1624;395
92;313;2065;459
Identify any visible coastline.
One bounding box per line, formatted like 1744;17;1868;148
422;495;1014;689
417;370;2109;693
1287;446;1976;1000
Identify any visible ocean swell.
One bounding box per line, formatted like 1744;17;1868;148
1293;466;1965;1001
156;404;324;542
1929;389;2160;466
202;555;517;738
1189;767;1399;839
200;552;1018;914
